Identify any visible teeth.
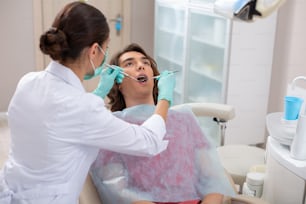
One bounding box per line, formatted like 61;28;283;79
137;76;147;82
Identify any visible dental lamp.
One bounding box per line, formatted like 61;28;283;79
214;0;286;22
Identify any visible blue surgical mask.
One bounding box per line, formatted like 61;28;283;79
84;45;108;80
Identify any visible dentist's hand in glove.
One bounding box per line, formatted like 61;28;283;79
157;70;176;106
93;66;125;99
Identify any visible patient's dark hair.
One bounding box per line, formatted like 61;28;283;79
39;2;109;63
107;43;160;112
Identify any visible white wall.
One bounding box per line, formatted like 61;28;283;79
268;0;306;113
0;1;36;112
226;13;277;145
130;0;155;56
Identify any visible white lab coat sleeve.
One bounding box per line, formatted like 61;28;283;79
142;114;167;142
66;93;168;157
92;111;168;157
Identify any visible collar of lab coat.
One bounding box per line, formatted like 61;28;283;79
46;61;85;92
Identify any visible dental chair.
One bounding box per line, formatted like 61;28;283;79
79;103;268;204
171;103;267;202
0;108;267;204
172;103;266;192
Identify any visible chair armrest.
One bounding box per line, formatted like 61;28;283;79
171;103;235;122
230;195;270;204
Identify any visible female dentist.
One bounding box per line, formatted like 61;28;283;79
0;2;175;204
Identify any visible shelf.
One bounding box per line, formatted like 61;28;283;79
188;96;208;102
156;55;184;67
190;66;223;83
189;4;216;17
157;27;184;37
156;2;186;35
188;95;220;103
191;36;224;48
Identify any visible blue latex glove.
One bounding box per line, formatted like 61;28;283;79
93;66;124;99
157;70;176;106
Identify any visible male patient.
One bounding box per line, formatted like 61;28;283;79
90;43;235;204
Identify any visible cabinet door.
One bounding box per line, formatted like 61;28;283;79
185;9;229;145
154;1;186;104
185;9;229;103
154;1;230;145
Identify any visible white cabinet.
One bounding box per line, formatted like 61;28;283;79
262;137;306;204
154;0;230;105
154;2;185;104
154;0;231;145
154;0;277;145
186;9;229;104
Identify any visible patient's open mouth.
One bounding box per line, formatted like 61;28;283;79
137;75;148;83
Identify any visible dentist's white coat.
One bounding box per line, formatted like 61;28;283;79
0;61;168;204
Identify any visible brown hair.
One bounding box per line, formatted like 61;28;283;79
107;43;160;112
39;2;109;63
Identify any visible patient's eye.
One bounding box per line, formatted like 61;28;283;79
123;61;135;68
142;59;151;67
144;61;151;66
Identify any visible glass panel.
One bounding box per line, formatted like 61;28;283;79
189;10;227;47
185;9;227;103
155;56;184;105
154;3;186;105
189;41;225;82
155;5;185;34
155;32;184;63
186;70;223;102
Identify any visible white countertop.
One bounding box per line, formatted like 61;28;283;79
267;136;306;180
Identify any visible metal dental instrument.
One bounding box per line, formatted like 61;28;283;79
105;64;138;81
152;70;179;80
106;64;178;82
135;70;179;82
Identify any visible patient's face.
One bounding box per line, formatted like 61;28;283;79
118;51;155;101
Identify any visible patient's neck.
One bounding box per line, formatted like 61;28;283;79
124;96;154;109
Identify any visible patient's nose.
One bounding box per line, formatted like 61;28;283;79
136;62;145;70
